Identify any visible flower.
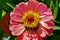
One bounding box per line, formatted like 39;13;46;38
9;0;54;40
1;13;10;34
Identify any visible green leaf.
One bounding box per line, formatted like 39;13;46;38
49;0;53;9
54;20;60;24
59;2;60;7
0;0;14;12
53;0;58;20
2;10;6;17
53;26;60;30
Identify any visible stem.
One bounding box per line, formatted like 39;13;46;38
6;2;14;9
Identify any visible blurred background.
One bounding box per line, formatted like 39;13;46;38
0;0;60;40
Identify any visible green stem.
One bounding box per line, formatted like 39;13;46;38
6;2;14;9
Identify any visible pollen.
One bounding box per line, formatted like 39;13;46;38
22;10;40;28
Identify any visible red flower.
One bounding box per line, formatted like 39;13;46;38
9;0;54;40
1;13;10;34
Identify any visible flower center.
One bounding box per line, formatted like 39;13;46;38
22;10;40;28
26;15;34;24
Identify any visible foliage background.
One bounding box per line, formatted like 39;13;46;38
0;0;60;40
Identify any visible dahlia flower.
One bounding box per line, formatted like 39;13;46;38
9;0;54;40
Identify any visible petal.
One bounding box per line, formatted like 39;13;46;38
37;3;47;14
36;26;47;38
10;20;22;25
45;21;54;27
36;27;42;35
13;2;28;14
10;12;23;22
42;9;52;15
17;31;30;40
40;15;54;22
9;24;25;36
17;34;23;40
40;22;53;29
28;1;39;11
17;33;30;40
22;35;30;40
41;27;53;35
40;8;54;22
39;22;54;37
40;30;47;38
17;30;43;40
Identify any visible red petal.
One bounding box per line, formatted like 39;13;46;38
36;27;42;35
41;26;53;34
37;3;47;14
9;24;25;36
17;34;23;40
36;26;47;38
10;13;23;22
40;22;53;34
28;1;39;11
40;15;54;22
13;2;28;15
45;21;54;27
10;20;23;25
17;30;43;40
42;9;52;15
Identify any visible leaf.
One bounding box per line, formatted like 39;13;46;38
53;26;60;30
49;0;53;9
53;0;58;20
0;0;14;12
54;20;60;24
2;10;6;17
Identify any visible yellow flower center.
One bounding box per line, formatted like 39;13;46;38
22;10;40;28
